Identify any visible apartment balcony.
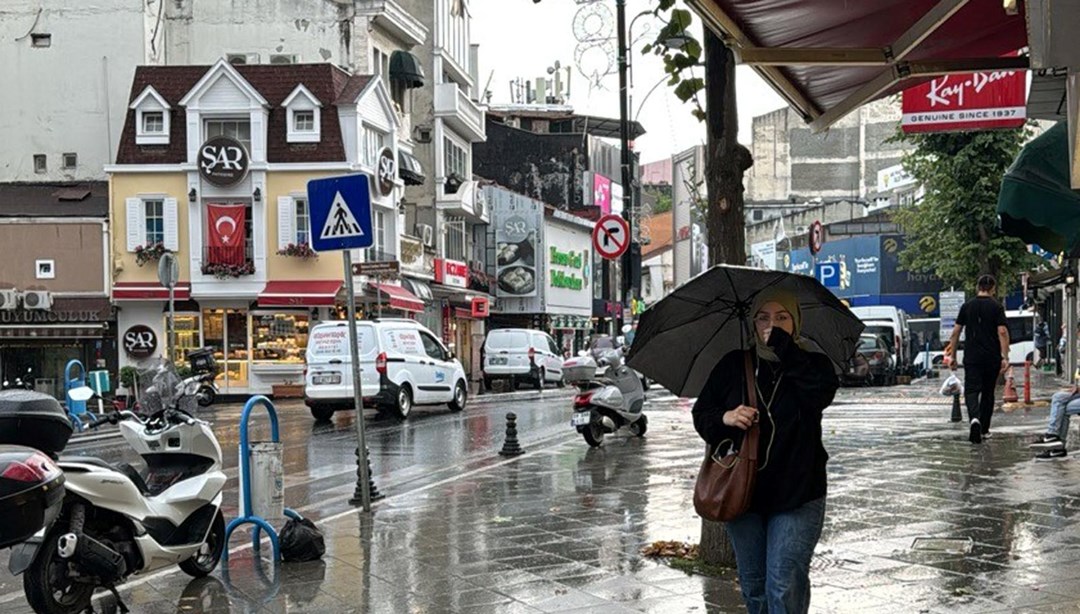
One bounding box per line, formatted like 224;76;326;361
201;245;255;279
433;83;486;143
436;179;488;225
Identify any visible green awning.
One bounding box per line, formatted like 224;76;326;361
998;122;1080;256
390;50;425;89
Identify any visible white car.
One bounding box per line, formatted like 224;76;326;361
482;328;565;390
304;319;468;421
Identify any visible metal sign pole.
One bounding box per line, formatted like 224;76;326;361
343;250;371;511
168;285;176;364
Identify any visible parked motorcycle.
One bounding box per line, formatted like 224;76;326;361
563;348;646;447
7;360;227;614
2;367;34;391
181;371;218;407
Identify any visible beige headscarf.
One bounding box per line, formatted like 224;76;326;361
750;288;807;362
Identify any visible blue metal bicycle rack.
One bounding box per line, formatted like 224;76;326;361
223;396;301;562
64;359;88;431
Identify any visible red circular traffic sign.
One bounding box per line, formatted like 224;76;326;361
593;214;630;260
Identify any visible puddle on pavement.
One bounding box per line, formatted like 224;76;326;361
910;537;974;554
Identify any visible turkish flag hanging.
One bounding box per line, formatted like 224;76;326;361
206;204;246;266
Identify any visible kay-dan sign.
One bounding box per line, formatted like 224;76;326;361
901;67;1026;134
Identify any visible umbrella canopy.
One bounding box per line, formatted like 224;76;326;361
626;265;864;398
998;122;1080;256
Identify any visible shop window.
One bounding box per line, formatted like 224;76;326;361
253;313;309;363
172;314;202;365
204;119;251;153
144;199;165;245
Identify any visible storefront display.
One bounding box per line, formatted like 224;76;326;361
253;313;308;363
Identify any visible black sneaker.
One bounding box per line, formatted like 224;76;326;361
969;419;982;444
1030;434;1065;449
1035;448;1068;461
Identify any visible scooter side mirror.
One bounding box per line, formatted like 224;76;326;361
69;386;96;402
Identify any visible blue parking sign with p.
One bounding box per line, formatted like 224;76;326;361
816;262;840;288
307;174;374;252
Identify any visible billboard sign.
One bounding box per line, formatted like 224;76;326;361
901;66;1026;134
491;187;542;299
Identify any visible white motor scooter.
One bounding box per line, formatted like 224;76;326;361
9;362;227;614
563;348;646;447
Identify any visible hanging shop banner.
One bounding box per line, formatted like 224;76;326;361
434;258;468;288
901;64;1026;134
492;189;541;298
206;203;246;266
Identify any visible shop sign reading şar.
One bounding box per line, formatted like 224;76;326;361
123;325;157;358
199;136;250;187
901;61;1026;134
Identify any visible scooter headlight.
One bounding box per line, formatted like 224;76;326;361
590;387;624;409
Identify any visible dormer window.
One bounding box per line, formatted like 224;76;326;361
131;86;171;145
282;84;321;143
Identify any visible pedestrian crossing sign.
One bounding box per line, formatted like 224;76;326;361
307;174;374;252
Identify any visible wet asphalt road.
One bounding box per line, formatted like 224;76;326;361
0;386;586;602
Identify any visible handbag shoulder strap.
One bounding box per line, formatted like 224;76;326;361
741;351;760;461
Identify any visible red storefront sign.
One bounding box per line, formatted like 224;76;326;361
470;297;489;318
435;258;469;288
901;67;1026;134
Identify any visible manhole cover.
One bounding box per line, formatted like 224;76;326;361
910;537;973;554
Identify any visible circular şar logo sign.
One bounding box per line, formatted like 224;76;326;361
122;325;157;358
198;136;250;187
376;148;396;196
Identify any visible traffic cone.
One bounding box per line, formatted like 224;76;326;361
1003;368;1019;403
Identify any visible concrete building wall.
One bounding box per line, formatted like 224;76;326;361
747;98;910;202
0;0;146;182
0;221;107;293
744;200;868;247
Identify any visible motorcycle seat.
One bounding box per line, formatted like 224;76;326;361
59;456;152;496
59;455;115;470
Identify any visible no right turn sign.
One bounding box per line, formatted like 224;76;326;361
593;214;630;260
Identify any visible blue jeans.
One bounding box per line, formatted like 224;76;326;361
725;497;826;614
1046;391;1080;441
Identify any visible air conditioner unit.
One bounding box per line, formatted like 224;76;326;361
417;224;435;247
22;291;52;310
0;290;17;310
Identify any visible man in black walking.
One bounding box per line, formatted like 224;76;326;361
948;275;1010;444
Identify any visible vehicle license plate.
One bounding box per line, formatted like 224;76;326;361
571;412;591;426
313;374;341;385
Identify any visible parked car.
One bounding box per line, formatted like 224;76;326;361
862;321;900;373
840;349;872;387
482;328;565;391
857;333;896;386
304;318;468;421
850;306;912;374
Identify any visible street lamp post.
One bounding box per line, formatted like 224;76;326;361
616;0;638;315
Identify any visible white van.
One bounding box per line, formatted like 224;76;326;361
912;310;1032;367
304;319;468;421
850;306;912;372
482;328;565;390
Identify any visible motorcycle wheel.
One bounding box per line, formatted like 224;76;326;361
582;421;605;447
629;414;648;437
180;510;225;578
24;524;94;614
197;386;216;407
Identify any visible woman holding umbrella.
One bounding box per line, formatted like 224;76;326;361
692;289;839;614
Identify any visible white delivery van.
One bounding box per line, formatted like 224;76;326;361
482;328;565;390
850;306;912;373
304;319;468;421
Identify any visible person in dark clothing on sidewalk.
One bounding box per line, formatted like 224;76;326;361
947;275;1010;444
692;289;839;614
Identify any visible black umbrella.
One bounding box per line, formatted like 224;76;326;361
626;265;864;397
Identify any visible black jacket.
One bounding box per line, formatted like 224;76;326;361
692;331;838;515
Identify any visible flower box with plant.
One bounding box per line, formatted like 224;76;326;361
276;242;318;260
134;242;169;267
201;260;255;279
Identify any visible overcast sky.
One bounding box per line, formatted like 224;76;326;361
470;0;787;165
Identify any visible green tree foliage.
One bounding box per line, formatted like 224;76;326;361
891;128;1040;295
643;1;704;121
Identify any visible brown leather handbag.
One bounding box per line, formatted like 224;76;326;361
693;351;759;522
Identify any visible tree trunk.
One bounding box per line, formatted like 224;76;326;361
698;28;753;569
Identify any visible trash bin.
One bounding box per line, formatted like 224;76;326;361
247;441;284;521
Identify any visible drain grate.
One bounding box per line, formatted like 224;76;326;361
910;537;973;554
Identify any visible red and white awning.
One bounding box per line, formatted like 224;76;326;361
112;281;191;301
367;282;425;313
258;280;342;307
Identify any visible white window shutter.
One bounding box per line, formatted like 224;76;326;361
277;196;295;250
163;198;179;252
125;197;145;252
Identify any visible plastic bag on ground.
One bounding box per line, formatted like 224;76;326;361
940;374;962;397
280;517;325;562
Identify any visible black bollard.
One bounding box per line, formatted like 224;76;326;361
350;446;384;505
950;393;962;422
499;412;524;457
